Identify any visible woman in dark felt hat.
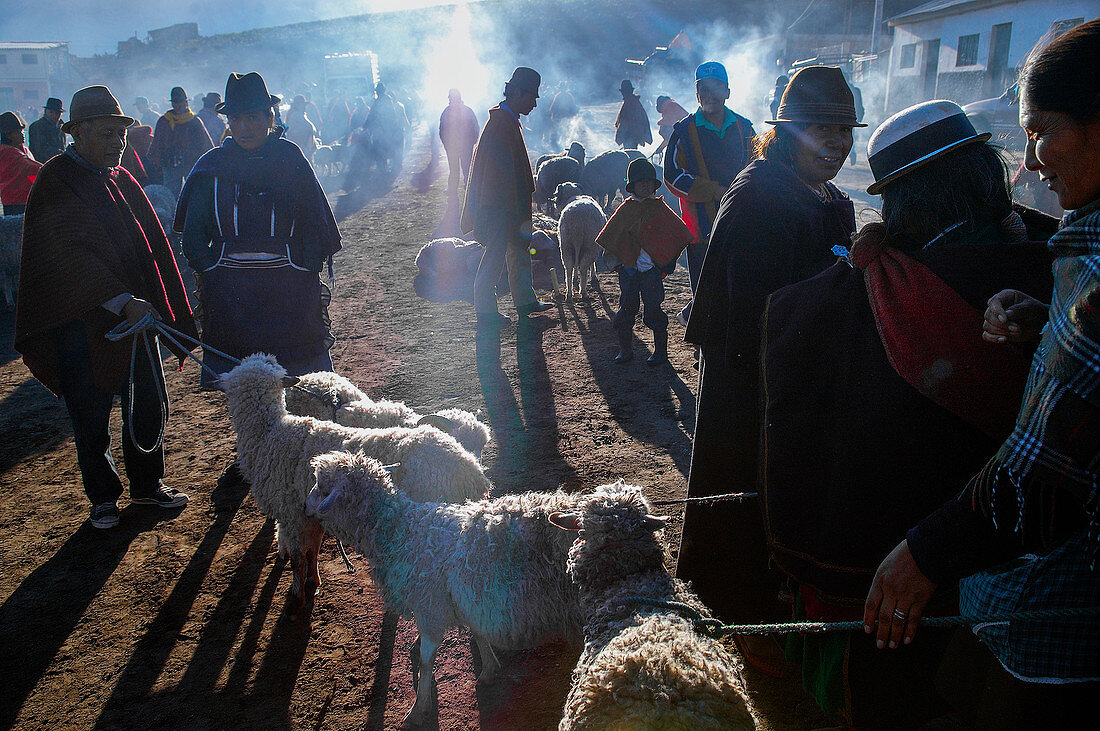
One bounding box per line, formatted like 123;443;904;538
174;72;341;388
614;78;652;150
677;65;863;676
0;111;43;214
760;98;1059;728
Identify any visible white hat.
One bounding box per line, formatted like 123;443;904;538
866;100;991;195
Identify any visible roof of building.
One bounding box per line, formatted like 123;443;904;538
0;41;68;50
888;0;1013;24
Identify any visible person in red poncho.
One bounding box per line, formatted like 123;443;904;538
14;86;197;530
595;157;692;364
0;111;43;215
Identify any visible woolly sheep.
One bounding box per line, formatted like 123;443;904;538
551;483;758;730
579;150;630;210
142;184;177;233
305;449;588;726
551;181;584;214
557;195;606;301
411;236;485;303
285;370;492;459
0;214;23;310
220;354;491;614
535;154;583;213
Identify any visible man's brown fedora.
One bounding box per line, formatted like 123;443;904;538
215;72;281;116
61;86;134;133
767;66;866;127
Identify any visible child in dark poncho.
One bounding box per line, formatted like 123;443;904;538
596;158;693;364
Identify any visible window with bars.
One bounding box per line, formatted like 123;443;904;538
957;34;979;66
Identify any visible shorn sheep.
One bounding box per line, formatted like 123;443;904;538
284;369;492;459
579;149;630;210
557;195;606;301
0;214;23;310
550;483;758;730
305;450;588;726
220;354;490;614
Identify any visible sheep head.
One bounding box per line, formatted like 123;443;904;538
220;353;298;412
552;483;669;596
306;451;396;528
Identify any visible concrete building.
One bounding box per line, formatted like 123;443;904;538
0;42;71;115
883;0;1097;113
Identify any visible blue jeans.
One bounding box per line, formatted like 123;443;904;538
57;321;167;506
613;267;668;333
473;218;536;315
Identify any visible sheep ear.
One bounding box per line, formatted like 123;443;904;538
417;414;458;432
644;515;669;531
548;511;582;531
315;489;340;515
282;375;301;388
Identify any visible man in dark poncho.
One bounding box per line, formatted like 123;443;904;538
27;97;66;162
614;79;652;150
150;86;214;194
461;66;553;331
15;86;197;530
439;88;479;194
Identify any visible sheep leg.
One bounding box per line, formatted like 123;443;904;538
473;633;501;682
550;267;561;300
302;519;325;597
403;633;439;726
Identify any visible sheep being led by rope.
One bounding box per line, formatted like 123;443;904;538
551;482;758;730
305;450;590;727
284;370;491;460
219;354;490;616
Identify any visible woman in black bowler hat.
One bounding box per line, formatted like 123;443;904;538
174;72;341;388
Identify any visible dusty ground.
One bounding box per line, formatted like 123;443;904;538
0;112;878;729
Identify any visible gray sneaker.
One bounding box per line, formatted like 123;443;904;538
89;503;120;529
132;485;189;508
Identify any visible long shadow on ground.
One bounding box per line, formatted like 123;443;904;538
0;507;187;728
569;290;695;478
476;319;580;494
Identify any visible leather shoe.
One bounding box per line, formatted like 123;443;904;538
518;299;554;317
477;312;511;330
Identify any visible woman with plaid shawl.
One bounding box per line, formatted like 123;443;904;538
864;20;1100;726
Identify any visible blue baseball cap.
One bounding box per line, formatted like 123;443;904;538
695;61;728;85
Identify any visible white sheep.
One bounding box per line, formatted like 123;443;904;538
557;195;606;302
284;370;491;460
304;449;588;726
0;214;23;310
220;354;491;614
550;482;758;730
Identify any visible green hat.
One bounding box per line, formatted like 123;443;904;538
625;157;658;194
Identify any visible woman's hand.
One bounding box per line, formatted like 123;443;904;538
982;289;1048;343
863;540;937;649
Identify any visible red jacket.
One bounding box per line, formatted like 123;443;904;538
0;143;42;206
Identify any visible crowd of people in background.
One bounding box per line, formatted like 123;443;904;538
1;16;1097;730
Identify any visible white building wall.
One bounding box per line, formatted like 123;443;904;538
884;0;1099;112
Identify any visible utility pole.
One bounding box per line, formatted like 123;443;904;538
871;0;884;54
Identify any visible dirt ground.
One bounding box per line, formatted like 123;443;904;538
0;114;854;729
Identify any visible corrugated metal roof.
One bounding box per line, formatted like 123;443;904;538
0;42;68;50
888;0;1009;24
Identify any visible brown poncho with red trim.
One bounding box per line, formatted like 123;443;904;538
459;105;534;238
14;153;196;395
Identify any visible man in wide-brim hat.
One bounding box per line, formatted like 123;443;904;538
615;78;651;150
149;84;214;194
196;90;226;143
15;84;197;530
27;96;66;163
461;66;553;331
